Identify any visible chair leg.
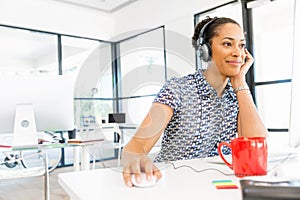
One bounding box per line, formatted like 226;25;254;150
117;141;122;167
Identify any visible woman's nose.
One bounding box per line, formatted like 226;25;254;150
231;46;243;57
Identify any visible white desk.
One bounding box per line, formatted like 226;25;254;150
58;158;243;200
58;149;300;200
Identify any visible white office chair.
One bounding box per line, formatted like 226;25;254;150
98;123;123;168
80;123;123;168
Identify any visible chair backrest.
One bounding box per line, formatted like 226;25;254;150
78;116;124;168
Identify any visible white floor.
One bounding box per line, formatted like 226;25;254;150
0;166;71;200
0;157;119;200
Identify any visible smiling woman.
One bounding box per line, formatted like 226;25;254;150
121;16;268;188
210;23;247;79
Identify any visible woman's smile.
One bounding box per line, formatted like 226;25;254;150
226;60;242;66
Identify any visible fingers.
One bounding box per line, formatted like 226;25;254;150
122;170;133;187
143;158;161;181
237;49;253;77
122;156;142;187
243;49;254;67
122;155;161;187
230;49;254;87
152;165;162;180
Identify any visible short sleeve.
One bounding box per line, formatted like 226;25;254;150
153;77;181;110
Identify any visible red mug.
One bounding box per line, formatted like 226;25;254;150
217;137;268;177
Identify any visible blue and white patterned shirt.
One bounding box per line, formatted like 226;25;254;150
153;70;238;162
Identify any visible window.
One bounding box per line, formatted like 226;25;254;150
250;0;295;132
119;27;166;125
0;26;58;75
194;0;296;135
0;24;115;166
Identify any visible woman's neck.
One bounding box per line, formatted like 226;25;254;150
202;66;228;97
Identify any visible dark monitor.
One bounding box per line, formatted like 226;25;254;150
108;113;126;124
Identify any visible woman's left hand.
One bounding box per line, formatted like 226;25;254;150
230;48;254;88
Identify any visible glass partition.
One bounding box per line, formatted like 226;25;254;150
61;37;113;164
64;37;114;127
0;26;58;75
0;24;115;166
61;36;100;76
119;27;166;125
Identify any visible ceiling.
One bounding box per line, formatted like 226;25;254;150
51;0;137;13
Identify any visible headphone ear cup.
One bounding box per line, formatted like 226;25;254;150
199;43;212;62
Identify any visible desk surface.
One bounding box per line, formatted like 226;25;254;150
58;158;243;200
58;150;300;200
0;142;78;152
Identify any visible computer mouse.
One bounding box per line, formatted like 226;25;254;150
131;173;157;188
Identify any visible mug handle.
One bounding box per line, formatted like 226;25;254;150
217;142;233;170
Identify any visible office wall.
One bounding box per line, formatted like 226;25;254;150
112;0;233;77
0;0;237;81
0;0;234;44
113;0;233;37
0;0;114;39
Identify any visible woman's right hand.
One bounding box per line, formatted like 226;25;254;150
121;150;162;187
121;103;172;187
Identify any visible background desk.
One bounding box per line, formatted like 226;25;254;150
0;143;76;200
72;123;137;171
58;158;242;200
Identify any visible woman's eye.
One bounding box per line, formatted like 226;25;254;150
223;42;231;47
240;44;246;48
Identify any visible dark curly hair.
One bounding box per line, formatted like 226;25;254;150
192;16;241;49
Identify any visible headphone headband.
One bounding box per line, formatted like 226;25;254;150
196;18;218;62
197;18;217;46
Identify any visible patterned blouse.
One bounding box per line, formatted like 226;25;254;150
153;70;238;162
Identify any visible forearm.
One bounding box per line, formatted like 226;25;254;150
236;89;268;137
123;133;160;154
122;103;173;181
123;103;173;154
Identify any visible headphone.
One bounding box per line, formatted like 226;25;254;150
197;18;217;62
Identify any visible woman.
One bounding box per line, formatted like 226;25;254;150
121;16;268;187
